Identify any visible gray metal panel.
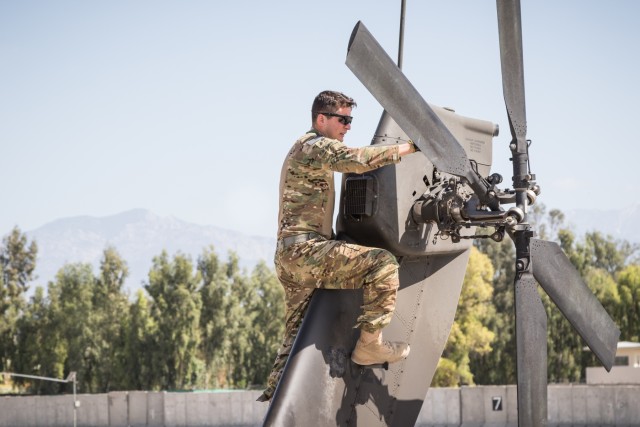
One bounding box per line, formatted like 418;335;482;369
430;105;497;177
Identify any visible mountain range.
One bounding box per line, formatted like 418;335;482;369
19;204;639;296
24;209;276;295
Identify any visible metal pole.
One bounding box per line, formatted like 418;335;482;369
70;372;78;427
398;0;406;69
1;372;69;383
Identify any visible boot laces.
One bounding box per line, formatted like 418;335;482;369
381;340;396;353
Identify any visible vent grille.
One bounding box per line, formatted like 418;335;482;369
344;176;375;217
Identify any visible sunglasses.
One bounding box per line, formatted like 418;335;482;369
318;112;353;125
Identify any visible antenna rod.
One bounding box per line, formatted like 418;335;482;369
398;0;406;69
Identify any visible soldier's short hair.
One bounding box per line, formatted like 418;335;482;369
311;90;357;124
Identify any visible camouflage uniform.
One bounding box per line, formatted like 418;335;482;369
258;130;402;402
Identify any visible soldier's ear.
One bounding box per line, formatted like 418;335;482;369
315;114;326;130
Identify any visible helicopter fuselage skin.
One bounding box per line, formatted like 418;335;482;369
337;107;497;256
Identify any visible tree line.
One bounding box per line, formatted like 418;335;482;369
1;205;638;394
1;230;284;394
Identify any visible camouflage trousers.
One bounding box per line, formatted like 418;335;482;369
257;237;399;402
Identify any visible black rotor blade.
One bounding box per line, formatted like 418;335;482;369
531;239;620;370
497;0;527;146
346;21;490;201
497;0;531;213
515;273;547;427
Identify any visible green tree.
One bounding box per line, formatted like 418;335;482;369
0;227;37;372
122;290;156;390
244;261;285;388
13;286;67;394
0;227;37;297
434;247;495;386
44;263;97;392
91;247;130;391
560;230;635;276
198;246;232;388
145;251;202;390
616;265;640;342
15;249;134;393
223;252;255;388
471;237;516;385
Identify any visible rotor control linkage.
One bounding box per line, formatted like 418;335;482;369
411;178;528;242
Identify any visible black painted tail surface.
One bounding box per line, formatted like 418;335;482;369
263;251;470;427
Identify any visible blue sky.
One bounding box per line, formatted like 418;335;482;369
1;1;638;238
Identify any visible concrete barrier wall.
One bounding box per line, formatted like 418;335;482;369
1;385;639;427
587;365;640;384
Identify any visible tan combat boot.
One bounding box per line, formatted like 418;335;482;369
351;329;410;365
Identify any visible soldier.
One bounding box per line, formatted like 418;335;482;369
258;90;417;402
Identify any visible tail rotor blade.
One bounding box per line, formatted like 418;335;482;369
497;0;527;144
531;239;620;370
515;273;547;426
346;21;489;200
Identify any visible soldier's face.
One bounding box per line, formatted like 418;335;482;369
319;107;352;142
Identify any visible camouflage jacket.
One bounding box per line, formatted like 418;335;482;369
277;130;401;240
